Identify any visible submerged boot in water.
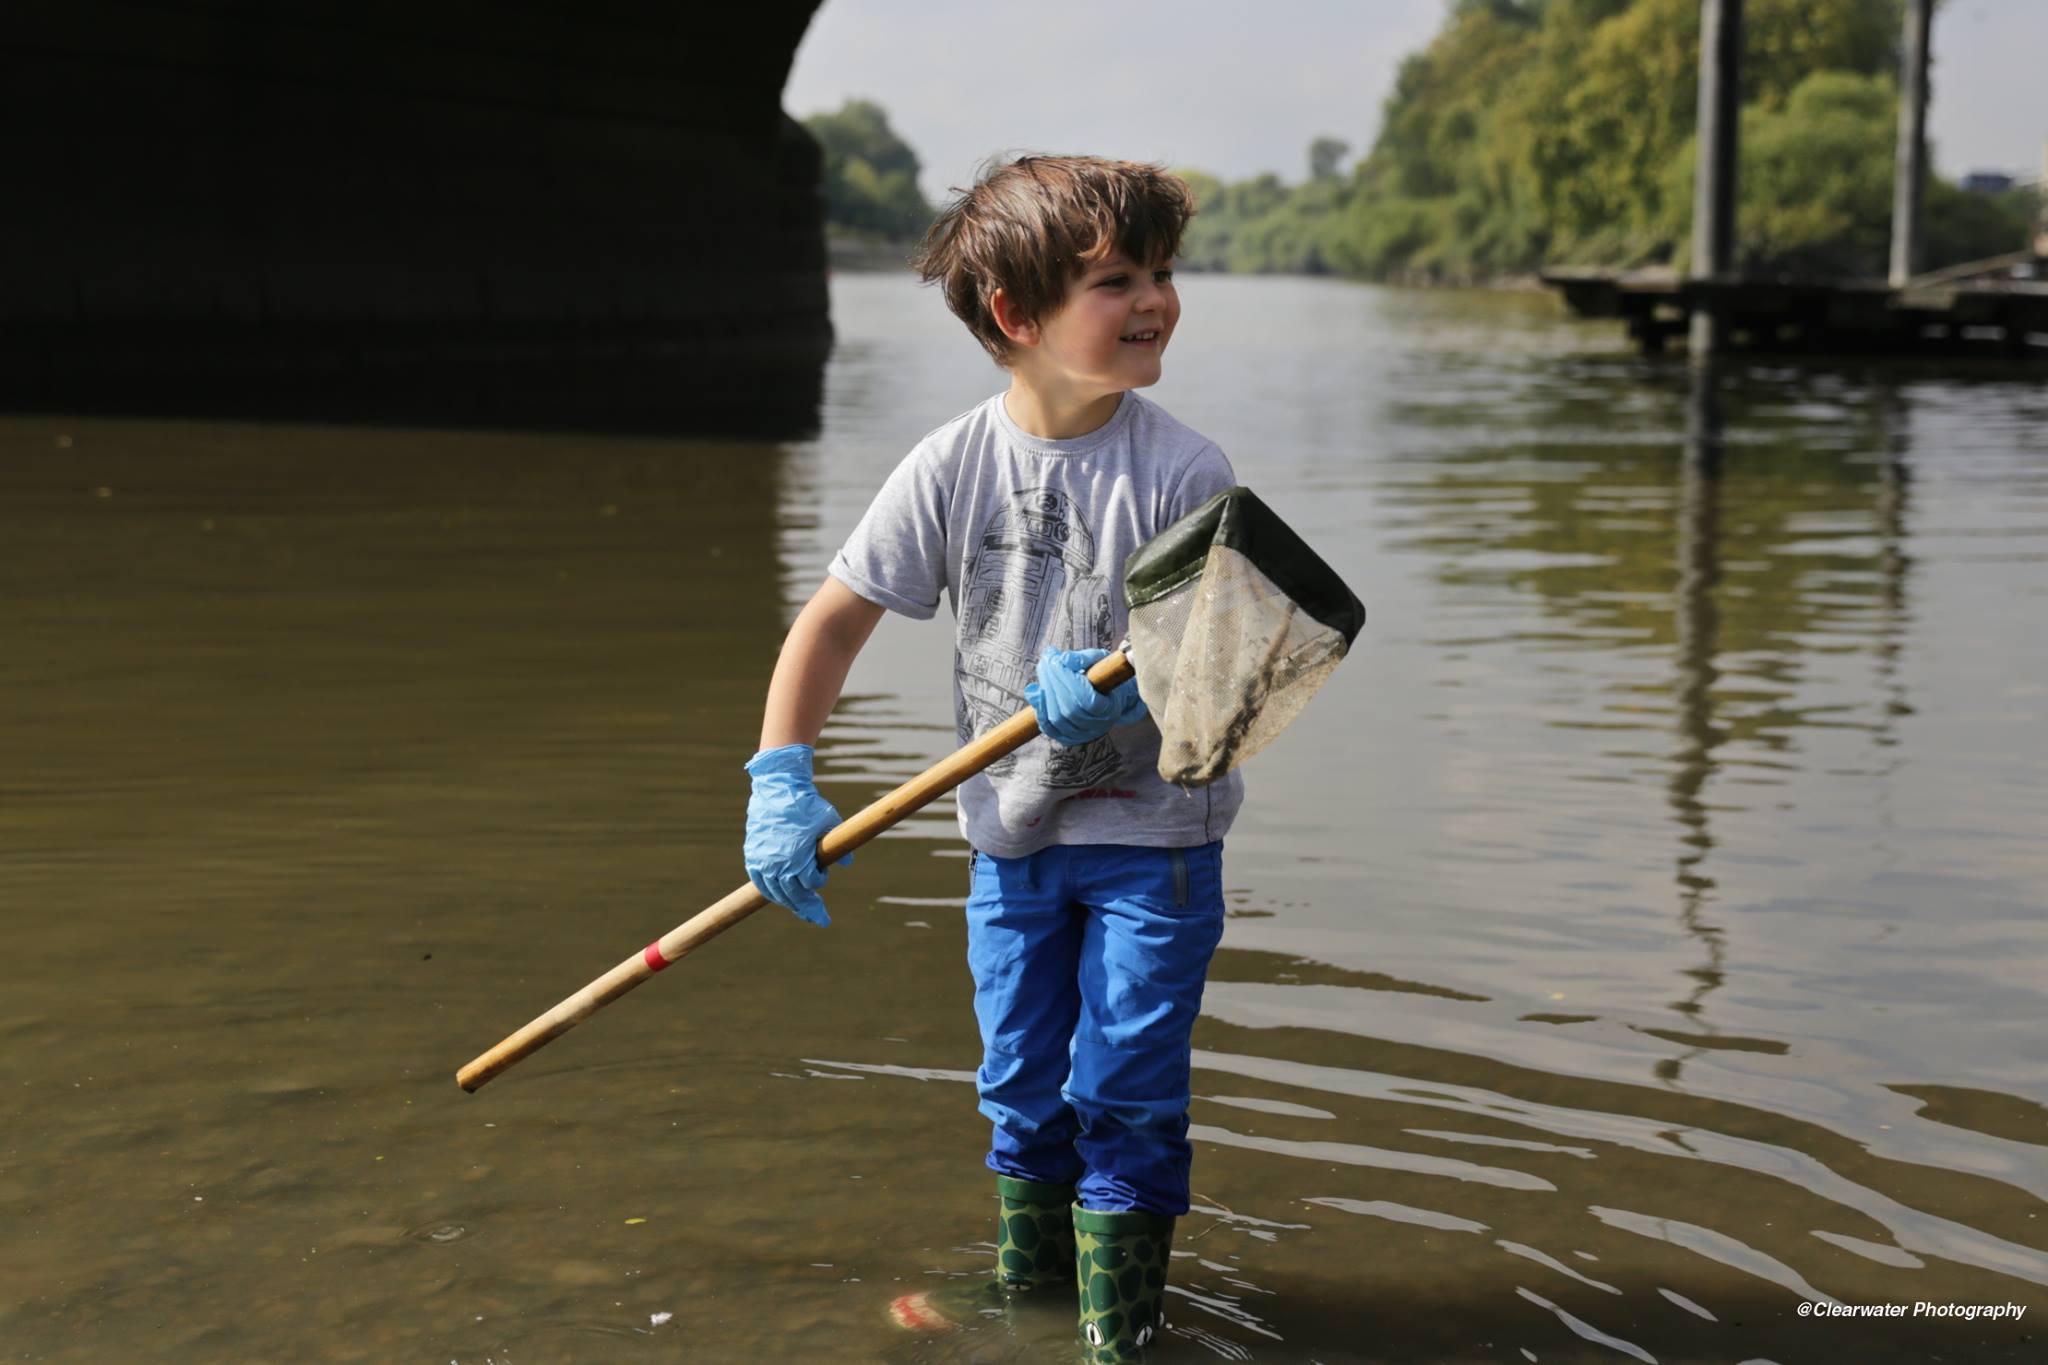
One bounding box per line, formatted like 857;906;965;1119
887;1176;1078;1333
1073;1206;1174;1363
993;1175;1078;1290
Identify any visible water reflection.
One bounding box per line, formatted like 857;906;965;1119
1378;354;1962;1060
1663;363;1730;1078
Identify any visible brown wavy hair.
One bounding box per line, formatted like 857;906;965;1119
910;155;1196;366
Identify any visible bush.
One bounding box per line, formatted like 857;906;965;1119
803;99;934;241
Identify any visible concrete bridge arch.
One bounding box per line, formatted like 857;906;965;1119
1;1;833;435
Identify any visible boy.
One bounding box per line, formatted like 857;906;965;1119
743;155;1239;1362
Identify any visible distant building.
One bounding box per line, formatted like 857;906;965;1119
1961;171;2015;194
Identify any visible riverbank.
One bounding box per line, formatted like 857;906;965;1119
826;230;914;272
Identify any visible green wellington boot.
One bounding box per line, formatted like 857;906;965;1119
994;1175;1078;1290
887;1176;1077;1334
1073;1206;1175;1362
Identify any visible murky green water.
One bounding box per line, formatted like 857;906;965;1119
4;275;2045;1363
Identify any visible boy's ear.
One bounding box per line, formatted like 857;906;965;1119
988;287;1039;348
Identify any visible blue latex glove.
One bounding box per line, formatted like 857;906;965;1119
1023;648;1148;747
743;744;850;927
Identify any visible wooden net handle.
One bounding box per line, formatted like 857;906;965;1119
455;650;1134;1092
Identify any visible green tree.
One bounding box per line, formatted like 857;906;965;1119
1173;169;1232;271
1923;180;2038;271
1682;70;1898;276
1178;0;2009;282
1179;156;1361;276
1309;137;1352;183
803;99;934;240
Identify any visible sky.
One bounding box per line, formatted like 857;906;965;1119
784;0;2048;199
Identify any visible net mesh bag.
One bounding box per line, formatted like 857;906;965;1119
1124;487;1366;786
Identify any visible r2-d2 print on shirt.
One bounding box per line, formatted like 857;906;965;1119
957;487;1120;787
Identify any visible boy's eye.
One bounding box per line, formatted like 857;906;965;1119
1155;269;1175;282
1099;275;1129;288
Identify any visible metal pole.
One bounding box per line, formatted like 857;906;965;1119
1889;0;1933;286
1689;0;1743;358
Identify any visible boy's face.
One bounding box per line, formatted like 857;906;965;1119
1013;251;1180;400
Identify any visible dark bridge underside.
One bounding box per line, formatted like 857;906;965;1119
0;1;831;436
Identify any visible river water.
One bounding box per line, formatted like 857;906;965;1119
3;274;2044;1363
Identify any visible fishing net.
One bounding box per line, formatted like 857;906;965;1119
1123;487;1366;786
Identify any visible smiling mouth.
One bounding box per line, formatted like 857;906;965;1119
1120;330;1160;343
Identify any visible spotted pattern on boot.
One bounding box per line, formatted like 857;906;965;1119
994;1176;1077;1289
1073;1208;1173;1363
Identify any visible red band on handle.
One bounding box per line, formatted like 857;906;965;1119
643;940;672;972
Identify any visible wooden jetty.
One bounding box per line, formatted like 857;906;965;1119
1543;260;2048;357
1546;0;2047;361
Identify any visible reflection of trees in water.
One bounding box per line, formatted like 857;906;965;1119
1388;360;1915;1081
1391;368;1909;744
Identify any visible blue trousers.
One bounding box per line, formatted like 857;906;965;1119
965;841;1226;1216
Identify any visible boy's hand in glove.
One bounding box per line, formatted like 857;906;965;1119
1025;648;1148;747
743;744;851;926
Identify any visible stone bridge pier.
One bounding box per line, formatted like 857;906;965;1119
1;2;832;435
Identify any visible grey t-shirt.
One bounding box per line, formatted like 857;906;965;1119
830;390;1244;858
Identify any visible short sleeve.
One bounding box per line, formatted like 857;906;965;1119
828;444;950;619
1166;443;1238;522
